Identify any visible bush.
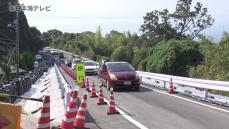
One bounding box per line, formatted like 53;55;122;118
138;57;148;71
132;47;147;69
146;39;203;76
20;51;34;70
111;46;133;63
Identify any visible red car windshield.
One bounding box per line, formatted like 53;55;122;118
107;63;135;72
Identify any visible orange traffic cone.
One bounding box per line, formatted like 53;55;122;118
107;88;119;115
61;90;78;129
90;82;98;98
97;85;107;105
37;96;50;129
81;79;85;88
74;91;87;128
86;78;91;92
169;78;174;94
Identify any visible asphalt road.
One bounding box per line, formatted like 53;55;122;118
59;67;139;129
87;75;229;129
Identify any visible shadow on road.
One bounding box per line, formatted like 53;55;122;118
114;86;152;93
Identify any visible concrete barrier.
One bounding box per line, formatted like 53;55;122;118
54;63;74;108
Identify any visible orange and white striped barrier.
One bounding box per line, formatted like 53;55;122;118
37;96;50;129
86;78;91;92
81;79;85;88
169;78;174;94
97;85;107;105
90;82;98;98
61;90;78;129
107;88;119;115
74;91;87;128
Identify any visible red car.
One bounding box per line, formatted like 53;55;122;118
98;62;140;91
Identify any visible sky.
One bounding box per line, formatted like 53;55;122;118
18;0;229;41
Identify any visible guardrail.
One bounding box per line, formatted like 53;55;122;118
54;63;76;109
40;51;72;108
137;71;229;91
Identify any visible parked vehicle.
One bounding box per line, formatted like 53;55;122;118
98;62;140;91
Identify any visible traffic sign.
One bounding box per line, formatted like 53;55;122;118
76;62;85;85
0;102;21;129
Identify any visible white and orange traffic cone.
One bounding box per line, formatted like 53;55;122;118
90;82;98;98
169;78;174;94
74;91;87;128
107;87;119;115
97;85;107;105
61;90;78;129
37;96;50;129
81;78;85;88
86;78;91;92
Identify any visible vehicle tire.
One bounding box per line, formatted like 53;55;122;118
106;81;110;90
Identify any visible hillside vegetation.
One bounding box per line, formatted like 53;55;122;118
0;0;46;80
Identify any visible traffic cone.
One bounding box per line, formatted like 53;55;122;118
107;87;119;115
97;85;107;105
169;78;174;94
74;91;87;128
86;78;91;92
81;79;85;88
90;82;98;98
37;96;50;129
61;90;78;129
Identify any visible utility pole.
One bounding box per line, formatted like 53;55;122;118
15;2;20;78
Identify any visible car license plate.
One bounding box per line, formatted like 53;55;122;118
124;81;131;85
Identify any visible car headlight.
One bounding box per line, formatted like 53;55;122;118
110;74;117;80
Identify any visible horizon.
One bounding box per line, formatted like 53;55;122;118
19;0;229;41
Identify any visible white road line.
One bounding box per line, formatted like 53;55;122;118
95;92;149;129
141;85;229;113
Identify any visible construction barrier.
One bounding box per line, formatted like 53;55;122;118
37;96;50;129
0;102;22;129
54;63;73;109
60;64;76;81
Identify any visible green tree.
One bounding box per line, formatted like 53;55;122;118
111;46;133;63
140;9;177;44
132;47;147;69
140;0;214;44
20;51;33;71
189;33;229;81
146;39;203;76
172;0;214;39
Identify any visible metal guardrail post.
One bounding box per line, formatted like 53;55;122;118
163;81;166;89
204;89;208;100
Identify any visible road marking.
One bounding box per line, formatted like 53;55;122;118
141;85;229;113
95;92;148;129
